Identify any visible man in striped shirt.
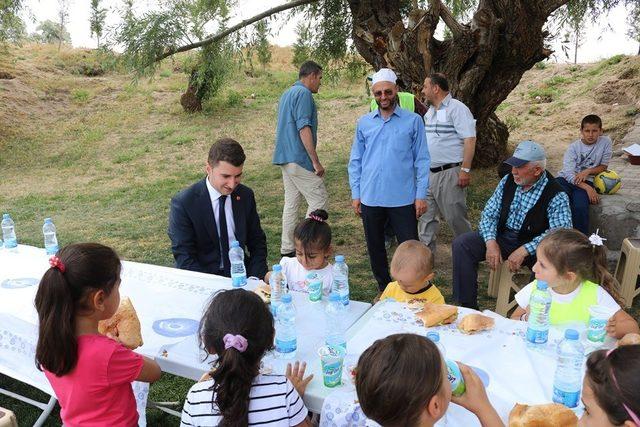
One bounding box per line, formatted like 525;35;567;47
452;140;572;309
418;73;476;262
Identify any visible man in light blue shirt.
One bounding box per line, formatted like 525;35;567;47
348;68;430;292
273;61;328;257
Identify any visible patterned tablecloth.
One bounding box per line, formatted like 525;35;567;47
0;245;371;420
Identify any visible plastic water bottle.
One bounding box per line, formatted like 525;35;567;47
228;241;247;287
427;331;446;357
332;255;350;306
526;280;552;345
42;218;59;255
325;292;347;351
1;214;17;250
275;293;297;359
552;329;585;408
270;264;286;316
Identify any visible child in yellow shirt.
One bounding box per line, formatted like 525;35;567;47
380;240;445;304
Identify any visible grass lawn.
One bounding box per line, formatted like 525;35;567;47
1;44;638;425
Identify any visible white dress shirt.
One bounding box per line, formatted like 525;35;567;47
205;178;237;268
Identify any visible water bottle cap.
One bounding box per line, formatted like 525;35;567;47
426;332;440;343
335;255;345;262
564;329;579;340
536;280;548;290
281;293;292;303
2;213;9;220
329;292;340;302
44;218;52;223
273;264;282;272
231;240;240;248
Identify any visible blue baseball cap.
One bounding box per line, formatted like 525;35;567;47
504;140;546;167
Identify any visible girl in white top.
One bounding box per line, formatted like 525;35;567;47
181;289;313;427
511;229;639;339
266;209;334;295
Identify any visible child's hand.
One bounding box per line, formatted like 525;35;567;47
585;186;600;204
452;363;503;426
286;361;313;397
574;171;589;185
606;316;616;337
451;363;491;413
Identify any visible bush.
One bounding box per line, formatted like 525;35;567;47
226;90;243;107
534;61;547;70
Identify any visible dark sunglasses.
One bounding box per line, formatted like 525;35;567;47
373;89;394;97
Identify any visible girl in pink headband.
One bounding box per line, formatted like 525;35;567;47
580;344;640;426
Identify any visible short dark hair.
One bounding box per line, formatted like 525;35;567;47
428;73;449;92
581;114;602;129
294;209;332;255
299;60;323;79
356;334;444;427
208;138;246;167
586;345;640;425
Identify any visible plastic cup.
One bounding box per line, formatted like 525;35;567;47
307;272;323;302
318;345;346;388
587;305;612;343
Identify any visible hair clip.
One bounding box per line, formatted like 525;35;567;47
309;214;324;223
223;334;248;352
588;229;607;247
49;256;66;273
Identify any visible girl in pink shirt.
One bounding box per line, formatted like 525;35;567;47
34;243;161;427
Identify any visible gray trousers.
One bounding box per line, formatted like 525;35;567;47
418;166;472;254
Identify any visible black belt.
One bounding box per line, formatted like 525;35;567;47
430;162;461;173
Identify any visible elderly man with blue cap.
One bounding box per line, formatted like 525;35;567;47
452;140;572;309
348;68;430;294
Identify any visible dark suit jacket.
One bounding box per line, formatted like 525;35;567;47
168;179;268;279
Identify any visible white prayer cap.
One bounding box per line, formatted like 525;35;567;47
371;68;397;85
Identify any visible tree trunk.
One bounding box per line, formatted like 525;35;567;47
347;0;562;166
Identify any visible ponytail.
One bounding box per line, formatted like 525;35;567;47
199;289;274;426
591;245;624;306
34;243;121;376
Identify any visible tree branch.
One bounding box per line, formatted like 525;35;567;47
429;0;465;37
155;0;319;61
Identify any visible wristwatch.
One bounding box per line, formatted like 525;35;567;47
461;167;471;173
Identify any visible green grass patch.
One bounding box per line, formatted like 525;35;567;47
159;69;172;78
528;86;559;103
71;88;90;103
169;135;195;146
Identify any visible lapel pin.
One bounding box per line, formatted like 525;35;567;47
236;195;241;201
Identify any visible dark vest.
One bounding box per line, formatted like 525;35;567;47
498;171;564;245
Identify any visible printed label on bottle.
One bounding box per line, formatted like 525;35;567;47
552;386;580;408
276;338;297;354
231;274;247;287
526;327;549;344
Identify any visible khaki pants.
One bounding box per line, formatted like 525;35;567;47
418;166;472;255
280;163;328;253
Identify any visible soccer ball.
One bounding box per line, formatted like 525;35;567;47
593;170;622;195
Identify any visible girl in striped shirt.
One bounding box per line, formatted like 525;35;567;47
181;289;313;427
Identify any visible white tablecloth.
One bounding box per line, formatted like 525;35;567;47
0;245;371;417
317;300;613;426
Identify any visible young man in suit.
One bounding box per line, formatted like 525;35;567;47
168;138;268;279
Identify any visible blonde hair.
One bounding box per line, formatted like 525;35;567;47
390;240;433;278
539;229;623;305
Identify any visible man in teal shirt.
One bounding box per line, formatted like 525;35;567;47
273;61;328;257
349;68;430;292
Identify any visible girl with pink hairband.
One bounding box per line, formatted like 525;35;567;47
580;344;640;426
181;288;313;426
